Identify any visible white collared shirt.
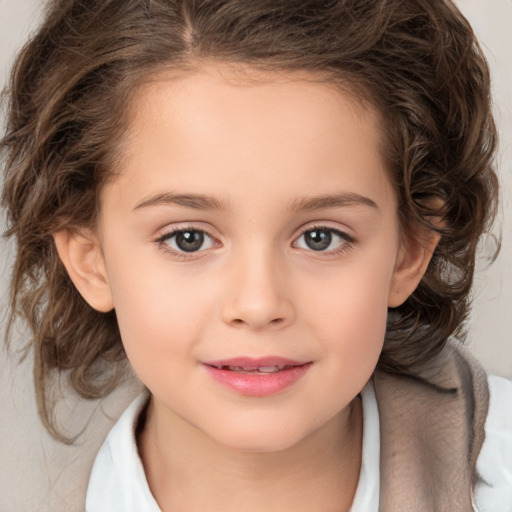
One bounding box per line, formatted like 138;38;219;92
86;375;512;512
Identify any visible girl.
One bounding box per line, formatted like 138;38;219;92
2;1;510;511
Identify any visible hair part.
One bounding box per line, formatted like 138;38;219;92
1;0;498;439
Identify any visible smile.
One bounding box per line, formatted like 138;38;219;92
210;364;295;374
203;357;312;397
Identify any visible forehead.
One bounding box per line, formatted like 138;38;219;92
107;65;393;212
129;64;380;141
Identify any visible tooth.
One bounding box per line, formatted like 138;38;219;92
258;366;280;373
214;365;289;373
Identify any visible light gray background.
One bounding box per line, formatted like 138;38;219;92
1;1;511;510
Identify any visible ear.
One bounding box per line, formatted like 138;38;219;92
388;225;441;308
53;229;114;312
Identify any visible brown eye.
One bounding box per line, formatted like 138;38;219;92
174;230;205;252
303;229;332;251
159;229;215;253
295;227;352;253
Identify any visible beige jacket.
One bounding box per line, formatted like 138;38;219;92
374;341;489;511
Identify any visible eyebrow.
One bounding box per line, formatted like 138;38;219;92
133;191;379;213
290;192;379;212
133;193;227;211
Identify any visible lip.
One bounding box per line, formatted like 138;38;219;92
203;357;312;397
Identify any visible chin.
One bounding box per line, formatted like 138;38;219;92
209;421;314;454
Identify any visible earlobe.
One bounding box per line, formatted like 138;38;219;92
388;227;441;308
53;229;114;312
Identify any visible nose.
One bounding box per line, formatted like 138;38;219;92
221;247;295;330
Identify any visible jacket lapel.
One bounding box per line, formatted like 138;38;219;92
374;341;489;511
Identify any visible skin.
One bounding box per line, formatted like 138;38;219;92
54;65;438;512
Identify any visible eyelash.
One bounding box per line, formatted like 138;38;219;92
155;224;355;260
155;225;219;261
293;225;355;256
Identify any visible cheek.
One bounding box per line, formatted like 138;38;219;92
101;254;189;363
327;283;388;365
306;250;393;318
301;252;395;362
105;254;223;380
318;284;388;410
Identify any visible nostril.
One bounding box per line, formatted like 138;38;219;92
229;316;286;328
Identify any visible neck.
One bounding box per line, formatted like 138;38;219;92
138;397;363;512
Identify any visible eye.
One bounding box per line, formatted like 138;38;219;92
158;228;216;253
295;227;352;252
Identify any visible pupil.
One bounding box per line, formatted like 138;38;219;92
175;231;204;252
305;230;331;251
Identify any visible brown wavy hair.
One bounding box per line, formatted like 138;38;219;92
1;0;498;439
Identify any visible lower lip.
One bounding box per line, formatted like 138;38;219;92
203;364;311;397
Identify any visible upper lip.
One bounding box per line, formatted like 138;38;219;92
203;356;310;370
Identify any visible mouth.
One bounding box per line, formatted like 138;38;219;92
207;364;300;374
203;357;312;397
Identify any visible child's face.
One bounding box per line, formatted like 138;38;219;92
79;66;424;451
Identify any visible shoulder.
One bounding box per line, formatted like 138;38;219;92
85;393;161;512
475;374;512;511
372;342;508;511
